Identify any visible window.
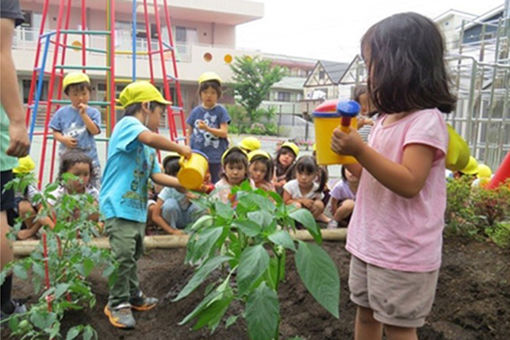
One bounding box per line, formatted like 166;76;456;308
277;91;291;102
319;70;325;80
23;79;48;103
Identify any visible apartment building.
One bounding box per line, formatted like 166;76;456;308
14;0;266;119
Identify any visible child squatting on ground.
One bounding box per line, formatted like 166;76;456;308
49;72;102;188
99;81;191;329
330;12;455;340
273;141;299;195
213;146;254;204
186;72;230;184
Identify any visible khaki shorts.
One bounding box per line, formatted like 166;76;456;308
348;255;439;328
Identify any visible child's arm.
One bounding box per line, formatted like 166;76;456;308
185;124;193;145
283;189;313;208
78;104;100;135
331;128;435;198
151;199;184;235
197;121;228;139
53;130;77;148
151;172;184;190
330;197;339;215
139;131;191;158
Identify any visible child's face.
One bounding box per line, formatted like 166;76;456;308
67;162;91;193
200;87;219;108
296;170;315;189
249;161;267;184
67;87;90;108
278;149;295;168
225;162;246;186
147;105;164;131
344;168;359;183
358;93;376;117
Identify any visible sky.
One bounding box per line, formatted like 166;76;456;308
236;0;505;62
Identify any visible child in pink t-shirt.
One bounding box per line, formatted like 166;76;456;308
331;12;454;340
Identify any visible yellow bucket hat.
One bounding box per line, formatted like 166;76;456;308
162;152;181;169
460;156;478;175
445;124;470;171
13;155;36;174
198;72;222;85
62;72;90;91
221;146;248;165
476;164;492;179
239;137;261;152
280;142;299;157
117;81;172;108
248;149;271;162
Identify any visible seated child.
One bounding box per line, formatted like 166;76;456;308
283;156;331;225
7;156;54;239
328;166;359;229
353;84;377;142
213;146;253;204
248;149;274;191
150;152;199;235
239;136;261;153
273;141;299;195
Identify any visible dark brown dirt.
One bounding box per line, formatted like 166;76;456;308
5;235;510;339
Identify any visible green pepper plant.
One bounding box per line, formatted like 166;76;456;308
174;181;340;340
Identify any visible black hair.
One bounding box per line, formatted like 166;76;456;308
341;166;347;181
289;156;326;194
250;155;274;183
361;12;456;114
199;80;222;98
222;149;249;181
274;146;297;177
64;82;91;96
58;149;94;183
352;84;368;103
123;101;167;117
164;157;180;176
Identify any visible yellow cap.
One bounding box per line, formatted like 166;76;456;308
281;142;299;157
221;146;247;165
62;72;90;91
239;137;261;152
445;124;470;171
117;81;172;108
476;164;492;179
248;149;271;162
460;156;478;175
13;155;35;174
162;152;181;169
198;72;222;85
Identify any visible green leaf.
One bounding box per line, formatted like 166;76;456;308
30;310;57;330
189;227;224;263
82;257;95;276
83;325;96;340
54;283;71;300
295;241;340;318
66;326;81;340
32;261;46;278
192;285;233;332
289;209;322;244
245;282;280;340
243;192;276;212
13;263;28;280
233;220;262;237
173;255;232;301
237;245;270;295
188;215;214;232
215;201;234;220
268;230;296;252
225;315;239;328
247;211;273;228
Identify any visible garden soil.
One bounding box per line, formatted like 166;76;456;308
5;235;510;340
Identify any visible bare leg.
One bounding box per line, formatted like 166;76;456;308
355;306;383;340
333;199;355;222
384;325;418;340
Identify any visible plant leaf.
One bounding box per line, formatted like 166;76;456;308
54;283;71;300
173;255;232;301
247;211;273;228
13;263;28;280
245;282;280;340
190;226;224;263
237;245;270;295
188;215;214;232
225;315;239;328
289;209;322;244
192;285;233;332
233;220;262;237
30;310;57;330
295;241;340;318
66;326;81;340
268;230;296;252
214;201;234;220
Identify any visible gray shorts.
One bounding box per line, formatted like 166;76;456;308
348;255;439;328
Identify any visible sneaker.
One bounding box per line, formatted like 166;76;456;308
104;303;136;329
327;220;338;229
0;299;27;322
129;291;158;311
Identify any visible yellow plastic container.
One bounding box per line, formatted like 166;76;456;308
313;100;358;165
177;150;209;190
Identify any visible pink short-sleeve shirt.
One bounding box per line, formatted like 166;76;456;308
346;109;448;272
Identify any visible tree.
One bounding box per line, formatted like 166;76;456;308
230;55;286;125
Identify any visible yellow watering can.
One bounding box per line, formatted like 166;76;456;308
177;150;209;190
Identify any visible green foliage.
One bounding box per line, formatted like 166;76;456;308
1;174;115;339
174;182;340;340
230;56;286;126
445;177;510;247
226;105;278;135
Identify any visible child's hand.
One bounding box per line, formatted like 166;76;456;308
197;120;208;130
78;103;89;116
331;127;365;157
357;117;374;129
63;135;78;148
180;145;192;158
169;229;185;236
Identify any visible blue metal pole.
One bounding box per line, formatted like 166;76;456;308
29;35;51;141
132;0;137;81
